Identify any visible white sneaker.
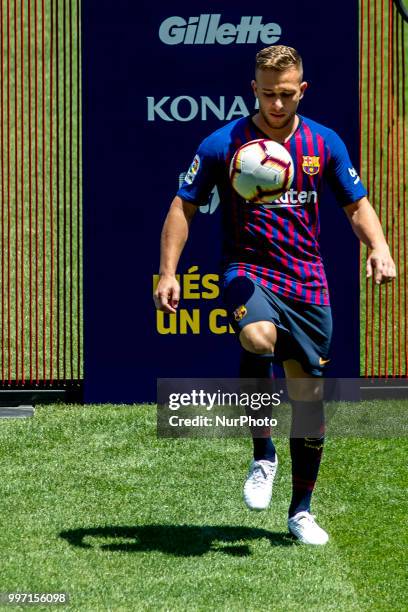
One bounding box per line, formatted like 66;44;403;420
288;511;329;545
243;457;278;511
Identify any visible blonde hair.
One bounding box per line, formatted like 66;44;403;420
255;45;303;79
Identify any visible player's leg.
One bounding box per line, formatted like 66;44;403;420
239;319;277;354
239;321;279;510
224;277;278;454
269;295;332;543
223;277;279;510
284;358;328;545
239;320;277;452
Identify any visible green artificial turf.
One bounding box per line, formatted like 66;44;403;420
0;404;406;611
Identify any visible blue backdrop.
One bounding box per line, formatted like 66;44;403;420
83;1;361;402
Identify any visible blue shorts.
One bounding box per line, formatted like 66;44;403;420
223;276;332;377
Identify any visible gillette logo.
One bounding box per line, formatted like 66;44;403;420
159;15;282;46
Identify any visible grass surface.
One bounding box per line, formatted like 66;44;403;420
0;404;407;611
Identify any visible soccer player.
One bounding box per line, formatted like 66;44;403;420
154;46;396;544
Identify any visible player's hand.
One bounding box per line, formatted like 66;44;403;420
366;246;396;285
154;275;180;313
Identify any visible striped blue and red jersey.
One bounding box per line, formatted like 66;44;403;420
177;114;367;305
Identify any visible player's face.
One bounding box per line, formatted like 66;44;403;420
252;67;307;131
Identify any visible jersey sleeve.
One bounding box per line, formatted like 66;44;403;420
177;136;220;206
324;130;367;206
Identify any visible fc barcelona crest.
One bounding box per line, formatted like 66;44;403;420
233;305;247;322
302;155;320;176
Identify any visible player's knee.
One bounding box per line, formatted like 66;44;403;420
287;378;323;402
239;321;277;355
284;360;323;400
293;380;322;401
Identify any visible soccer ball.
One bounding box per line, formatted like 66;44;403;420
229;139;294;203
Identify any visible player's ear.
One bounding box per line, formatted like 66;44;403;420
251;79;258;97
299;81;308;99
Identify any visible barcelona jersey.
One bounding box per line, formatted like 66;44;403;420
177;114;367;305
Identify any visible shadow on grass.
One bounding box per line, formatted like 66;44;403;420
60;524;294;556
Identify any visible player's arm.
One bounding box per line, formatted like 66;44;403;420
154;136;218;312
343;196;396;284
154;196;198;313
324;130;396;285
